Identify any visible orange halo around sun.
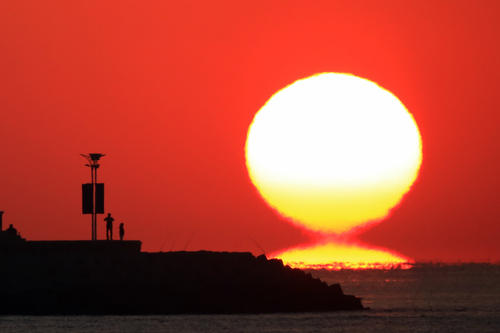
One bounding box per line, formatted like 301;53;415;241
245;73;422;233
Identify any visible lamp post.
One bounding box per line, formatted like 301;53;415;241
81;153;105;240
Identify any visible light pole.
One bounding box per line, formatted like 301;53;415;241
81;153;105;240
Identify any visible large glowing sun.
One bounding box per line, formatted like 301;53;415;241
245;73;422;233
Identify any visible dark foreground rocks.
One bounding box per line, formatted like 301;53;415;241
0;241;364;314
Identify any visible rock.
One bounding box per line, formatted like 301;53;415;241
0;239;365;314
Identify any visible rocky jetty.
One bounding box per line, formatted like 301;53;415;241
0;237;364;314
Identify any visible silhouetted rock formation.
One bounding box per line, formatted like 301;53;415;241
0;240;364;314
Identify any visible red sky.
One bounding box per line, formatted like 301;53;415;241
1;0;499;262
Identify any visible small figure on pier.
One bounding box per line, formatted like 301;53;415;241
104;213;114;240
6;224;18;238
119;223;125;241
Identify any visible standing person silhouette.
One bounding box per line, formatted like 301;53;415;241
104;213;114;240
119;223;125;241
6;224;18;238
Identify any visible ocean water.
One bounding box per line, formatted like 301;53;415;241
1;264;499;333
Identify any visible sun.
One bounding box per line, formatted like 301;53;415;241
271;242;413;270
245;73;422;233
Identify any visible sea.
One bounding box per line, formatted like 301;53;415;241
1;263;499;333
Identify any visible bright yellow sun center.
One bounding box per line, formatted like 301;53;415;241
245;73;422;233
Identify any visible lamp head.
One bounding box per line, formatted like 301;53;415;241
89;153;105;161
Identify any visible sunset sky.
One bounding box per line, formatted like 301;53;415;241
1;0;499;262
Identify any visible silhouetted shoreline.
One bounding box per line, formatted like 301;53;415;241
0;238;365;314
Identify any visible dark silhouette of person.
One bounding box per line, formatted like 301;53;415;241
104;213;114;240
6;224;18;238
119;223;125;241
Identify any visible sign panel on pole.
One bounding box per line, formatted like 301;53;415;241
82;183;93;214
95;183;104;214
